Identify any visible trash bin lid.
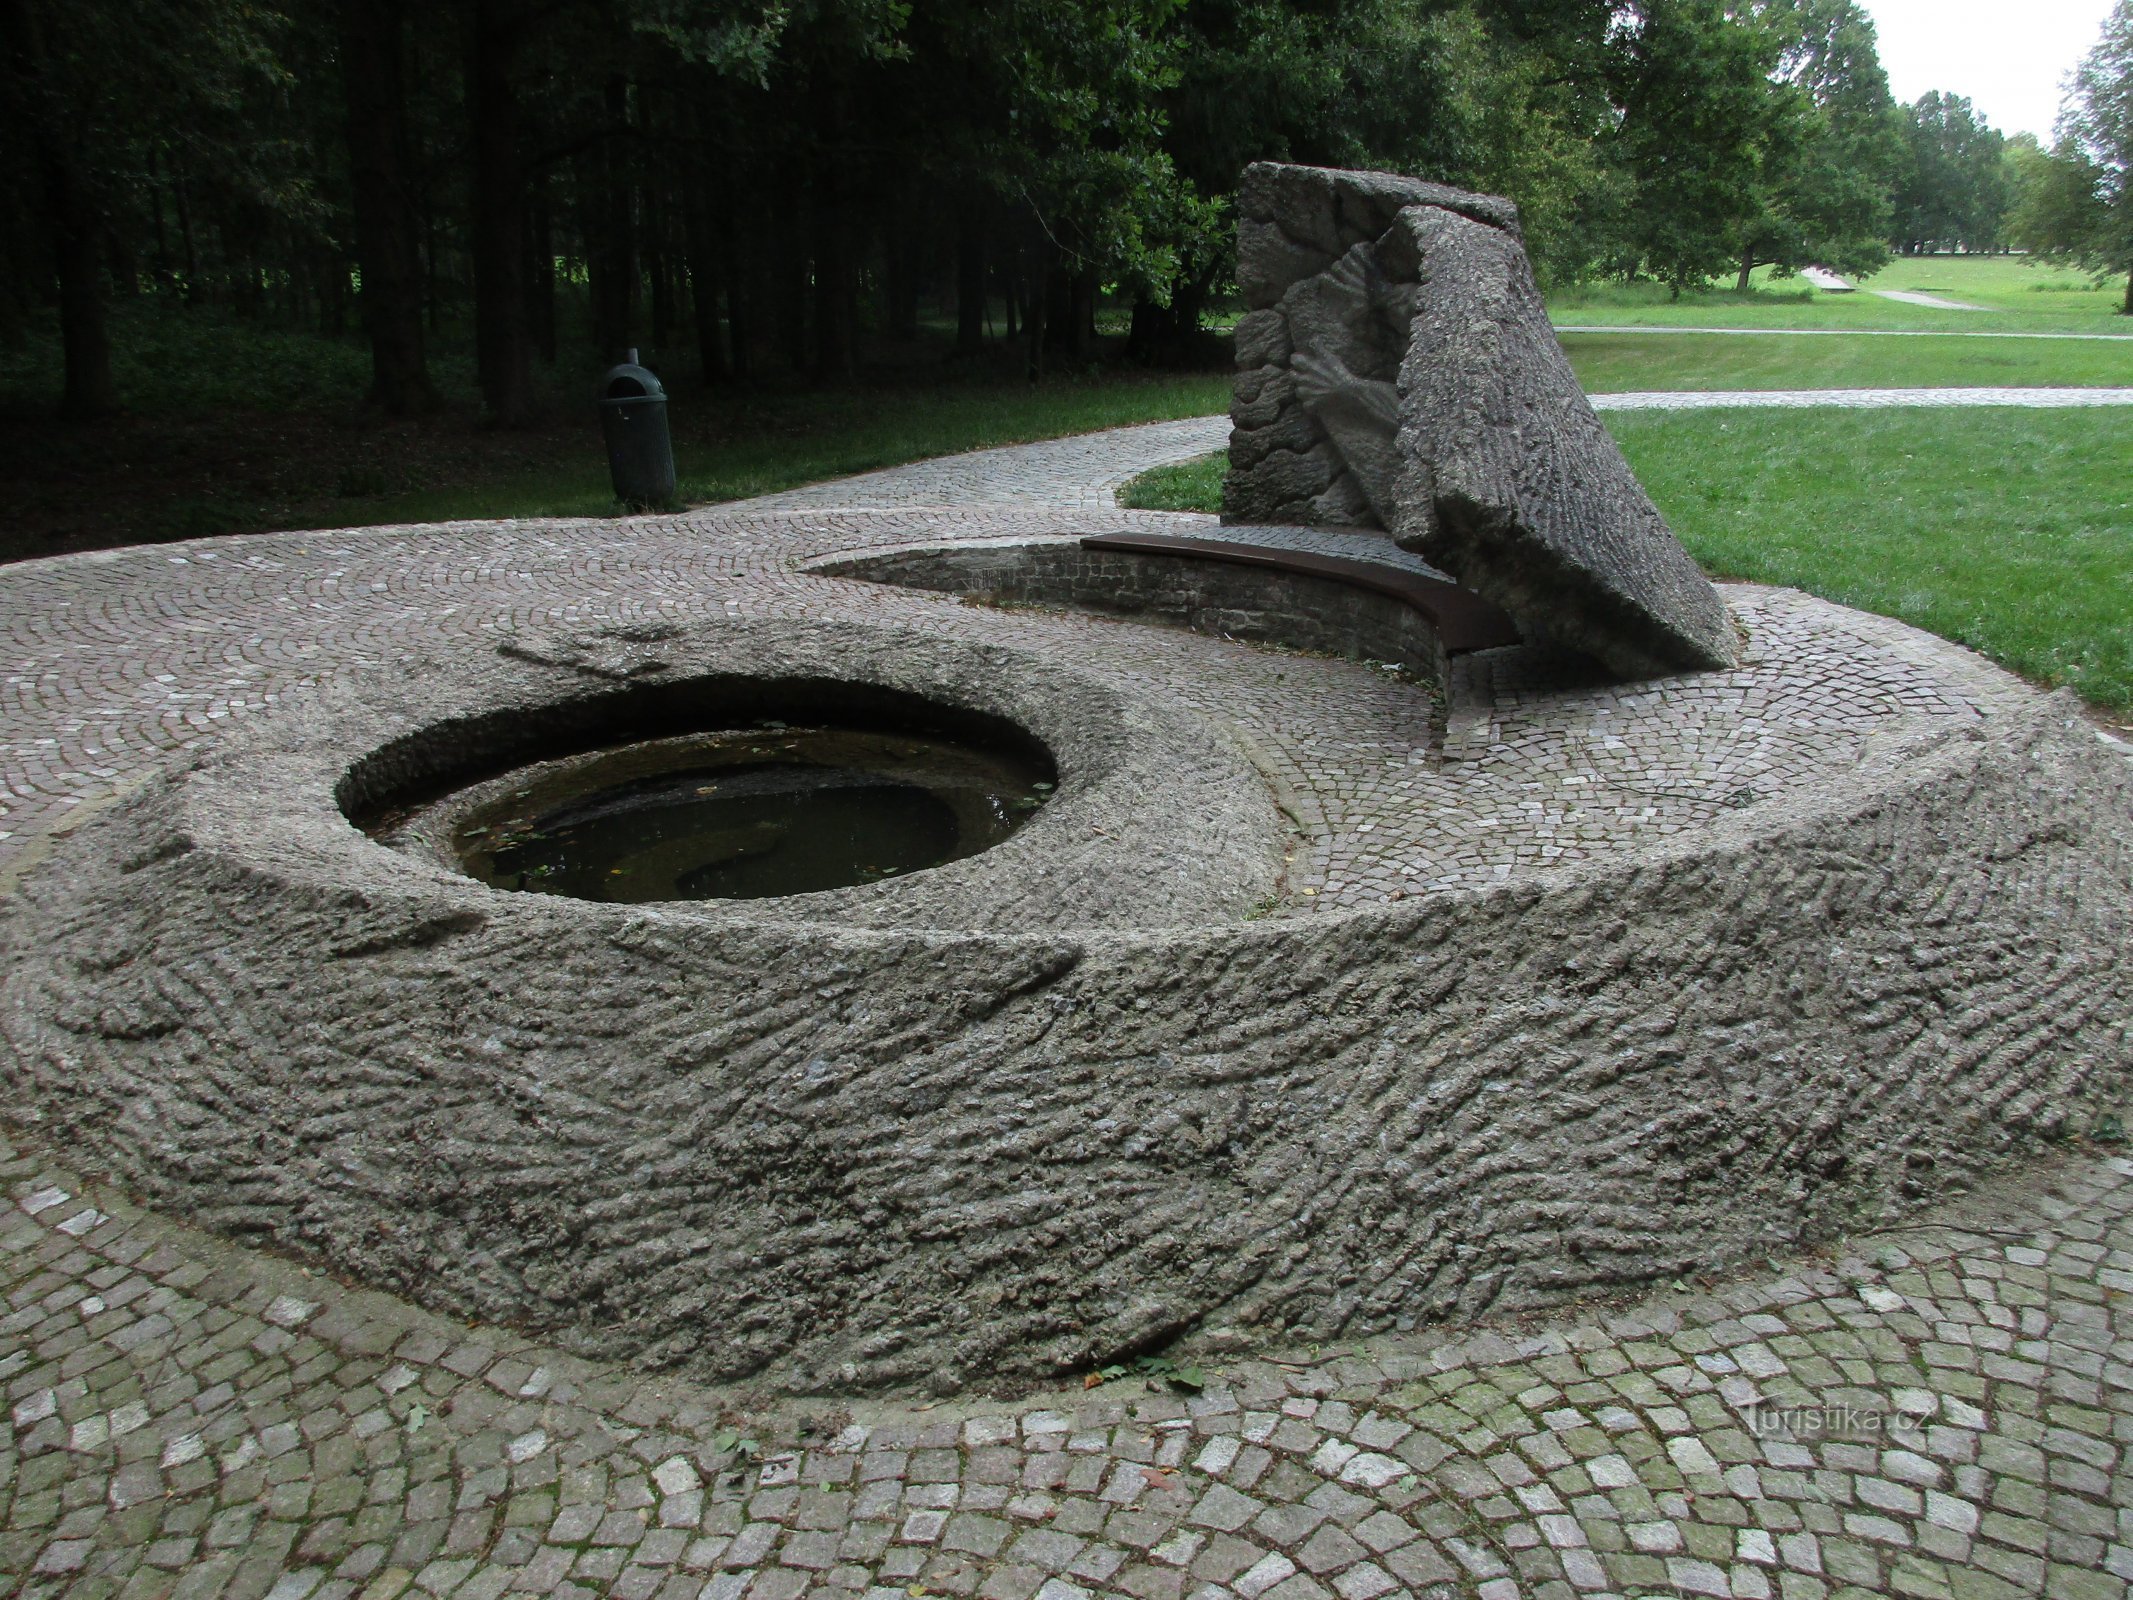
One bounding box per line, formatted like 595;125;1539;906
596;361;665;401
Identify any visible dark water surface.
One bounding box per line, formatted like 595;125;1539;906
454;726;1052;903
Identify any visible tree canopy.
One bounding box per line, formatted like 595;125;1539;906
2058;0;2133;310
3;0;2105;423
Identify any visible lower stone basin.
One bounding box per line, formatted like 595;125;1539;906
385;725;1055;905
1;513;2128;1397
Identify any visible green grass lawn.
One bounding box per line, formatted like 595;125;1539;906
1119;409;2133;716
1561;331;2133;392
1549;256;2133;335
1120;453;1228;513
0;300;473;416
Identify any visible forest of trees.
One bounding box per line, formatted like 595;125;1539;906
3;0;2130;422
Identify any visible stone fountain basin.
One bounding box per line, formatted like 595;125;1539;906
3;596;2129;1395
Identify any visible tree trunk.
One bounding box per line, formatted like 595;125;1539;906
108;229;138;297
465;0;532;424
954;204;985;355
722;187;753;379
338;0;435;414
5;0;117;414
642;99;672;355
688;258;725;382
680;115;727;383
773;207;807;372
589;74;635;363
648;206;673;354
528;164;556;365
811;196;857;381
53;179;116;417
0;149;30;344
173;172;199;302
1735;254;1754;294
1024;245;1049;382
0;257;26;348
1041;261;1087;360
1129;287;1215;368
884;196;919;343
2124;265;2132;317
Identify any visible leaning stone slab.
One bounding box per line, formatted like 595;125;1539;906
1391;206;1739;677
1223;161;1739;678
1225;163;1505;529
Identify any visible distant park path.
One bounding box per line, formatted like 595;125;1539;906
1869;288;1989;310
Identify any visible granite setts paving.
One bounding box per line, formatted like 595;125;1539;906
740;419;1232;512
5;417;2133;1598
10;1124;2133;1600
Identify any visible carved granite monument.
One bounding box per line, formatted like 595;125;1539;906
1224;162;1739;679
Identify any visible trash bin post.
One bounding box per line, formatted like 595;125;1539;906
595;349;677;510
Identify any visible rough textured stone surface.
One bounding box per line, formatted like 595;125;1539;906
2;512;2128;1394
1224;164;1480;530
1392;205;1740;677
1223;162;1739;679
1232;162;1519;313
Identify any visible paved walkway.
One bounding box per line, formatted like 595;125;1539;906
1868;291;1986;312
4;419;2132;1600
744;418;1231;512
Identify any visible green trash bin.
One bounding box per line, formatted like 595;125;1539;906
596;350;677;510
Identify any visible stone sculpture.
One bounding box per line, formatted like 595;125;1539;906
1224;161;1740;679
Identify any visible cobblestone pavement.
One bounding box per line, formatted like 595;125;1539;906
5;419;2133;1599
742;418;1231;512
0;500;2067;913
10;1119;2133;1600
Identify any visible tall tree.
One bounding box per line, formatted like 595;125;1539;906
2061;0;2133;311
464;0;534;423
1;0;116;415
2005;133;2108;262
1609;0;1781;296
338;0;437;414
1892;92;2009;253
0;0;300;417
1730;0;1902;288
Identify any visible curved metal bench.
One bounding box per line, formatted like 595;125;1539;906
1077;531;1521;655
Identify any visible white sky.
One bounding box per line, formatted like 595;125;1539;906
1858;0;2120;140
